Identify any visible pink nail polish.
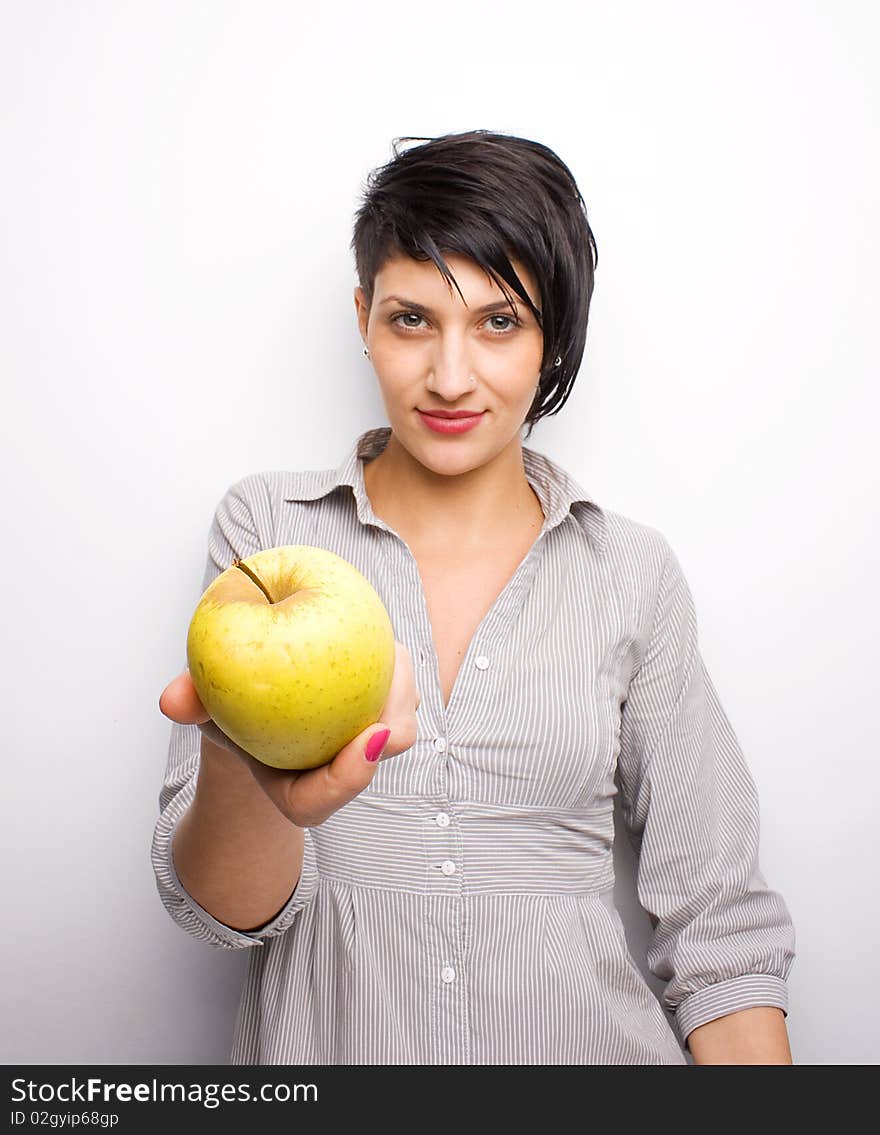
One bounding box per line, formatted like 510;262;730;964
365;728;391;762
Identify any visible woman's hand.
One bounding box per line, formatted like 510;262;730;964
159;640;420;827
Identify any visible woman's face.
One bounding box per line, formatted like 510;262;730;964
354;251;544;476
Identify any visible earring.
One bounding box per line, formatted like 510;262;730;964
363;346;370;357
554;356;562;367
469;376;476;387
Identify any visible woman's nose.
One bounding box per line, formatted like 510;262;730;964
424;348;476;400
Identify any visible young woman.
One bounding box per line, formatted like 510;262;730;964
155;129;796;1065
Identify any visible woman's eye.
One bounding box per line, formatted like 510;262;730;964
391;312;520;334
487;315;517;333
392;312;427;329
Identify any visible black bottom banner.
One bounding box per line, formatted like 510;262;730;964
2;1062;830;1129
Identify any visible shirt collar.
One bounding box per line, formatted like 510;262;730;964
283;426;606;553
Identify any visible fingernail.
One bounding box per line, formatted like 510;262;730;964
365;727;391;762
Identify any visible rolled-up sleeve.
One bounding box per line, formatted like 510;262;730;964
616;535;796;1051
151;475;319;950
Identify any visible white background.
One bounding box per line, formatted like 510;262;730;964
2;0;877;1065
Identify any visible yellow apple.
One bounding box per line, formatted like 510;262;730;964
186;544;395;770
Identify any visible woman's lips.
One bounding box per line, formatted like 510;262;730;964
417;410;486;434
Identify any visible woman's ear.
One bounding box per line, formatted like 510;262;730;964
354;286;370;341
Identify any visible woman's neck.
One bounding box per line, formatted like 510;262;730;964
362;432;545;555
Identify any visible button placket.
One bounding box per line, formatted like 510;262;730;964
427;807;460;889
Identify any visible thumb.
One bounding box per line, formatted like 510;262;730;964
363;725;392;764
273;722;394;828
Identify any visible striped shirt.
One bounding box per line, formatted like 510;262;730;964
152;425;796;1065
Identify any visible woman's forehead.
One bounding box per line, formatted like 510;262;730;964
374;251;539;306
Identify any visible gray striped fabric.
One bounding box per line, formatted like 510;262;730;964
152;425;796;1065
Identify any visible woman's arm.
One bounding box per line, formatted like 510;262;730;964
687;1007;793;1064
615;535;796;1052
172;735;305;932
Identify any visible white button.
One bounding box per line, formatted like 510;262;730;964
441;965;456;983
474;655;490;670
433;736;447;753
440;859;457;875
435;812;450;827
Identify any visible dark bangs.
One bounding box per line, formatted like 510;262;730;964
350;129;598;438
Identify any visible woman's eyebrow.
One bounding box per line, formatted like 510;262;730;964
377;294;522;315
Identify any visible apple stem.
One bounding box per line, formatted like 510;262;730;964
232;557;274;604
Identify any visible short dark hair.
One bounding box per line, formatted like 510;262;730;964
350;129;598;439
